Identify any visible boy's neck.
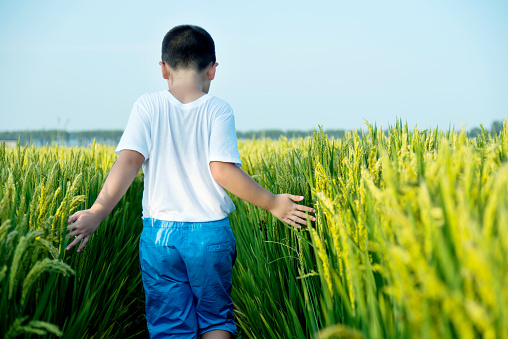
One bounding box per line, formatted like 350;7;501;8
167;69;210;104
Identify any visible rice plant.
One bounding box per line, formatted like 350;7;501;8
230;121;508;338
1;118;507;338
0;143;146;338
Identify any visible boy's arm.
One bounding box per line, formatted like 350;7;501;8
65;150;145;252
210;161;316;228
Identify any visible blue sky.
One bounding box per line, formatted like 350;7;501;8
0;0;507;132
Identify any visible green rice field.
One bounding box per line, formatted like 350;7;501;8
1;120;508;338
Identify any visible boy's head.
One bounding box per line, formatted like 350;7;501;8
161;25;216;72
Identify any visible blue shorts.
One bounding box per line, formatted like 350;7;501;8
139;217;237;338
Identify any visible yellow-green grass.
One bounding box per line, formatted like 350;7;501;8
232;122;508;339
1;120;507;338
1;143;145;338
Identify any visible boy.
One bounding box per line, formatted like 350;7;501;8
65;25;316;339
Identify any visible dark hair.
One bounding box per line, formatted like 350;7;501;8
161;25;216;72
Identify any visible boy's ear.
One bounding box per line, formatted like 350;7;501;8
207;62;218;81
159;61;169;80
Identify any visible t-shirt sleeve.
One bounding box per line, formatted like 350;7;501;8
115;98;151;160
209;106;242;167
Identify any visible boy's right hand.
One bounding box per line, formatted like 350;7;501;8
64;149;144;253
269;194;316;229
66;209;102;252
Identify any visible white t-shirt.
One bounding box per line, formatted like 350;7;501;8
115;90;242;222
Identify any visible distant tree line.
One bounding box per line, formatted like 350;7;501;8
467;120;504;138
0;120;504;147
236;129;346;140
0;129;348;146
0;130;124;147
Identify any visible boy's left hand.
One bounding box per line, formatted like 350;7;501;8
269;194;316;229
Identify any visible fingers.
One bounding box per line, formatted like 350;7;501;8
295;204;316;214
289;198;316;221
291;215;308;226
77;237;89;252
272;194;317;228
285;194;316;214
64;209;96;253
283;218;301;229
66;229;79;239
66;234;84;251
66;220;80;233
288;195;317;222
294;210;316;222
289;195;304;202
68;211;81;224
284;213;315;228
65;216;85;251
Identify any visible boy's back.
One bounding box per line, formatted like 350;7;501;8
65;25;316;339
116;90;242;221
